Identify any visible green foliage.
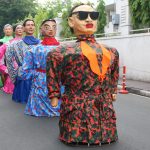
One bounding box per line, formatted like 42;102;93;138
60;0;74;38
0;0;108;39
96;0;107;34
34;8;50;37
60;10;75;38
129;0;150;29
46;0;64;18
0;0;37;37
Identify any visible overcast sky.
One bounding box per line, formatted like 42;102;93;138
37;0;115;6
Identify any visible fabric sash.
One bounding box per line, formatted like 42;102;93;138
41;37;59;46
80;41;111;80
36;68;46;73
23;36;40;45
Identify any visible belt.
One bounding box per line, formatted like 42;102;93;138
36;68;46;73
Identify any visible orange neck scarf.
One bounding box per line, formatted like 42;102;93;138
80;41;111;81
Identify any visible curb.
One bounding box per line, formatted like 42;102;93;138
118;85;150;98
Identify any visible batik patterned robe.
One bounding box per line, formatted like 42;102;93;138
6;40;38;103
46;36;119;144
6;40;31;82
18;44;61;116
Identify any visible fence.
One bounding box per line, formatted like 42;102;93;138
58;27;150;42
130;28;150;34
58;32;121;42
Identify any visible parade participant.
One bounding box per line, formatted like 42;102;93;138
0;24;13;44
6;24;24;83
0;24;23;94
18;19;61;116
11;24;24;42
46;3;119;146
7;19;40;103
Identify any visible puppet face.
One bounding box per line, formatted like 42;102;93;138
23;20;35;36
15;25;24;37
68;5;99;36
4;26;13;36
41;21;57;37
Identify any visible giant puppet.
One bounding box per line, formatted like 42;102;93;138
46;3;119;146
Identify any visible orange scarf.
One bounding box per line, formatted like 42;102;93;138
80;41;111;81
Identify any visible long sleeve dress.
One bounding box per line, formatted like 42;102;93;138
6;39;38;103
0;43;14;94
18;44;61;117
0;37;20;94
6;38;22;83
46;35;119;144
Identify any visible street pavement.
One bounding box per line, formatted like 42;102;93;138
118;79;150;97
0;90;150;150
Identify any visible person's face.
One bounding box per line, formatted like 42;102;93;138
3;26;13;36
68;5;98;36
15;25;24;37
24;21;35;36
41;21;57;37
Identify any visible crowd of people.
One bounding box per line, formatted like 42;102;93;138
0;3;119;147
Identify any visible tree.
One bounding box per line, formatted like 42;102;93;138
129;0;150;29
96;0;107;34
60;0;74;38
34;7;50;38
0;0;37;37
46;0;65;19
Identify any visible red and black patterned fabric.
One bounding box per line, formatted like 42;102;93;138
46;35;119;144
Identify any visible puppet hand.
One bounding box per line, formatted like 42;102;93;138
112;94;117;102
51;97;59;107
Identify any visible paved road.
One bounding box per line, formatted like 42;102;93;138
0;91;150;150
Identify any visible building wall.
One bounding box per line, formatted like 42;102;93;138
105;0;132;35
98;33;150;81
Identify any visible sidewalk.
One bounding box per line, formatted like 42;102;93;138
118;79;150;98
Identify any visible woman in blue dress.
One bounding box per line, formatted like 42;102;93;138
18;19;63;117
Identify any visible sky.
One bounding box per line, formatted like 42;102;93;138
37;0;114;6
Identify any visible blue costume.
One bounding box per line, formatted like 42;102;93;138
18;44;63;116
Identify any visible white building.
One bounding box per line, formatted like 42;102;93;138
105;0;132;35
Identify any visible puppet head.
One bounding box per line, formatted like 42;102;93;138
68;4;99;36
